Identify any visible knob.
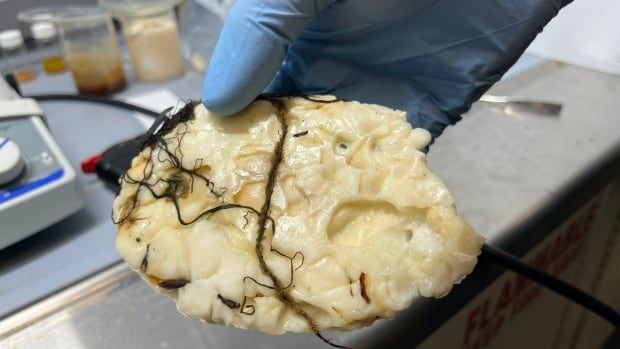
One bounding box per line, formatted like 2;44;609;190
0;137;25;185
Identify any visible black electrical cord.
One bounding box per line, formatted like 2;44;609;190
481;243;620;326
27;93;619;329
26;93;160;118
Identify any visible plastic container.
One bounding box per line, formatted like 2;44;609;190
0;30;36;83
17;7;56;39
55;7;126;95
178;0;227;74
31;22;66;74
100;0;184;83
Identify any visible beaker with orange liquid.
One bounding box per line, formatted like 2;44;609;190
55;7;126;95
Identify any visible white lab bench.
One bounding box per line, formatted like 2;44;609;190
0;58;618;348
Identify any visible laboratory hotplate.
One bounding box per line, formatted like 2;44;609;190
0;82;84;249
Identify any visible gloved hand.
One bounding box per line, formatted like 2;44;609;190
202;0;572;139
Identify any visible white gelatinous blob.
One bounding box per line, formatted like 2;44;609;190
113;96;484;335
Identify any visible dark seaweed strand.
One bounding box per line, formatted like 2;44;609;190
113;100;288;286
218;294;241;309
159;279;191;290
140;101;199;150
122;173;260;226
113;102;233;226
119;100;222;225
255;96;350;349
113;106;177;225
154;133;221;198
115;97;347;348
243;276;275;290
119;96;338;225
271;248;305;288
240;296;256;315
118;154;157;224
248;216;305;290
242;211;252;229
113;106;285;297
252;97;289;287
140;244;150;272
359;273;370;304
113;101;267;294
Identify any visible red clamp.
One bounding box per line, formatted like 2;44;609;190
81;154;102;174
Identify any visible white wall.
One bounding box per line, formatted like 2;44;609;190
526;0;620;75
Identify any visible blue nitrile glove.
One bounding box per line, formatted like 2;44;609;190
202;0;572;139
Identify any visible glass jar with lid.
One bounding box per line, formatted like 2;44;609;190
100;0;185;83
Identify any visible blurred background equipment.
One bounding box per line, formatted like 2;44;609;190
0;30;36;83
1;1;97;35
31;22;66;74
0;77;84;249
16;5;89;40
55;6;126;95
2;0;228;92
178;0;231;73
100;0;185;83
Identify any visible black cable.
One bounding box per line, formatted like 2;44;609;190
26;92;620;329
27;93;160;118
481;243;620;326
4;73;21;96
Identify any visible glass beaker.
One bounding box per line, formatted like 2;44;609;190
31;22;67;74
55;7;126;95
17;6;80;39
100;0;184;83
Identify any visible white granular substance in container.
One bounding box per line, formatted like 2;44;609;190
124;18;184;82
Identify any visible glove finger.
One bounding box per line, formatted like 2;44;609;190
202;0;337;115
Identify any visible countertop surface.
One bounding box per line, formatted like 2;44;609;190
1;57;619;348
